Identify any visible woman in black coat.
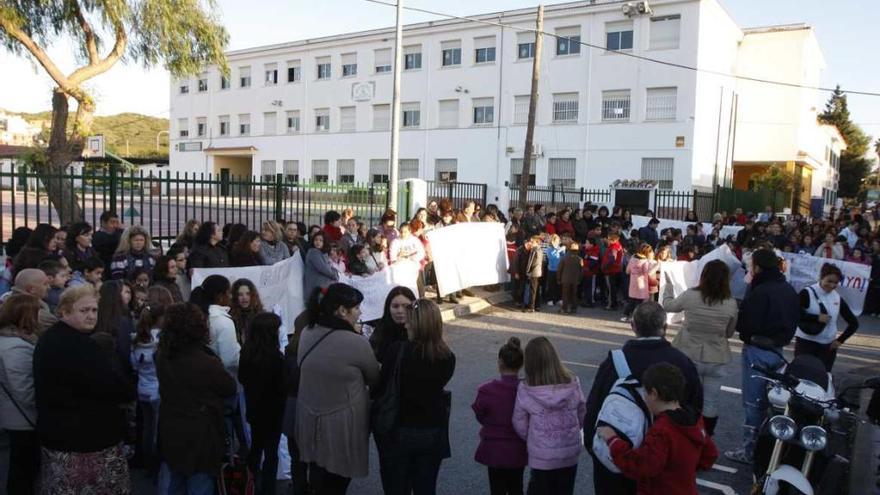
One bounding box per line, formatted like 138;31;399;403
369;286;417;365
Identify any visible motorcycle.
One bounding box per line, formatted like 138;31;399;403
748;336;880;495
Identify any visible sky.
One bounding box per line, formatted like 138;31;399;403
0;0;877;143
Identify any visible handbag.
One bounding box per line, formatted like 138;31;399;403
799;287;829;336
371;342;406;436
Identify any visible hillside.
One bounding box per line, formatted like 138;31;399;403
3;109;169;159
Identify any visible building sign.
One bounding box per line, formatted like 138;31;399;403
177;142;203;152
352;82;375;102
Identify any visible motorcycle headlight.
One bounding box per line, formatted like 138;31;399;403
800;425;827;451
768;415;797;441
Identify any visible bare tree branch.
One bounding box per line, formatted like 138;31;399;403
67;11;127;87
71;1;99;64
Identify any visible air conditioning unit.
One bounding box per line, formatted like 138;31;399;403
637;1;653;15
622;1;652;17
622;2;635;16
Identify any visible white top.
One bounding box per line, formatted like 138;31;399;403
795;283;841;345
208;305;241;375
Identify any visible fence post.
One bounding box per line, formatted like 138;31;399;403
274;173;283;221
108;161;119;214
550;185;556;206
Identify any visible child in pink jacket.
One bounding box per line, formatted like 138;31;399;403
513;337;586;495
623;243;657;322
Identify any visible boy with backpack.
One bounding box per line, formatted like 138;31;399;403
597;362;718;495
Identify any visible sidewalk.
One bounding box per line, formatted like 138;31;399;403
426;286;512;323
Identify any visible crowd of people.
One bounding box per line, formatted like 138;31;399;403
0;198;871;495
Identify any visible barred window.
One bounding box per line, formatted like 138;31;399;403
548;158;576;189
312;160;329;183
283;160;299;183
645;87;677;121
602;90;631;121
370;159;389;183
337;159;355;183
641;158;674;189
510;158;536;186
399;159;419;180
435;159;458;182
552;93;579;123
513;95;530;125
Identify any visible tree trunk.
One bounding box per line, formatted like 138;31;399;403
42;89;84;226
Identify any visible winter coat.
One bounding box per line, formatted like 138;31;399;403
304;248;338;298
64;246;101;274
156;345;237;475
664;289;738;364
259;240;290;266
512;376;586;470
606;409;718;495
626;256;657;300
555;220;574;238
340;232;365;254
131;329;160;402
93;228;122;270
525;247;544;279
602;240;624;275
110;249;156;280
736;268;800;348
638;226;659;249
545;245;565;272
296;323;380;478
322;224;344;243
0;287;58;335
472;375;528;469
207;305;241;375
188;243;229;269
582;244;601;277
239;346;285;431
557;252;584;285
231;250;264;267
0;327;37;430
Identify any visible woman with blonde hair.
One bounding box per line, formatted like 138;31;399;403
110;225;156;281
259;220;290;266
375;298;455;495
512;337;585;495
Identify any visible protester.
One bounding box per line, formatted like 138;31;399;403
33;285;135;493
365;229;389;273
191;275;240;375
369;286;417;365
513;337;585;495
168;245;191;301
347;244;374;276
601;233;625;311
323;210;344;243
188;221;230;269
340;217;364;253
544;234;564;307
239;312;286;495
794;263;859;371
622;244;657;321
375;298;455;495
152;254;185;303
472;337;528;495
0;294;41;494
260;220;290;266
283;221;308;260
584;302;703;495
12;223;59;277
296;284;380;494
156;303;237;494
175;219;201;250
304;231;339;298
580;237;601;308
63;221;100;273
663;260;738;436
231;230;265;267
94;280;136;376
0;268;58;335
230;278;265;345
38;259;69;314
67;256;105;289
522;236;544;313
110;225;156;281
557;242;583;314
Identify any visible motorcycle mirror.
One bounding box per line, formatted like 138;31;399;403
864;377;880;389
750;336;776;351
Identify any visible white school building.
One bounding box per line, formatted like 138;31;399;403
168;0;842;209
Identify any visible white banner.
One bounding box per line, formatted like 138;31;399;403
427;223;510;296
632;215;743;240
781;253;871;315
340;261;420;322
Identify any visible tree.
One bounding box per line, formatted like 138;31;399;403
751;165;795;194
818;85;872;198
0;1;228;224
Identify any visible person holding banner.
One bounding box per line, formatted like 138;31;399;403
304;233;339;299
794;263;859;372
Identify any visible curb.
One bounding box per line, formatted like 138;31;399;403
439;291;512;323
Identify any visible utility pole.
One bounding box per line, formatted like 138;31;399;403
387;0;404;211
519;5;543;209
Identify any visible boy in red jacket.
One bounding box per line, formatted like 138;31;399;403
580;238;601;308
598;362;718;495
601;233;624;310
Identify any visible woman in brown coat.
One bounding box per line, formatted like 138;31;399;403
156;303;237;493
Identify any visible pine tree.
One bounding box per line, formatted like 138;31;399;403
818;86;871;198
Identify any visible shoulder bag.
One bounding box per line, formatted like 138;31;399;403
371;341;406;436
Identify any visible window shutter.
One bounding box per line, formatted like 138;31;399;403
438;100;459;128
474;36;495;49
650;15;681;50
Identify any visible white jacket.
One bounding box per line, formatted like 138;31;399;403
208;305;241;374
131;328;160;402
0;331;37;430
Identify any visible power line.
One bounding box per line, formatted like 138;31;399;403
362;0;880;98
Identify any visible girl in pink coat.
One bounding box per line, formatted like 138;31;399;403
623;244;657;322
512;337;586;495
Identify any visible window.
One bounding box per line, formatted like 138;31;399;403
402;102;420;128
219;115;230;136
641;158;674;189
549;158;576;189
196;117;206;137
261;160;276;182
438;99;459;128
441;40;461;67
374;48;392;73
513;95;530;125
373;104;390;131
316;57;331;79
472;97;494;125
370;159;389;183
312;160;329;183
435;159;457;182
283;160;299;183
474;36;496;63
510;158;536;186
263;112;277;135
238;114;251;136
645;87;677;121
602;90;631;121
286;111;301;133
340;106;356;132
220;75;230;90
179;83;189;94
399;159;419;180
287;60;301;83
264;63;278;85
342;53;357;77
606;22;634;51
315;108;330;131
239;66;251;88
552;93;579;123
337;159;355;183
556;27;581;56
178;118;189;138
517;32;536;59
197;74;208;92
650;15;681;50
404;45;422;70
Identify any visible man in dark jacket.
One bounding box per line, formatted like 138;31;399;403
725;248;799;464
92;211;123;276
583;301;703;495
637;217;660;250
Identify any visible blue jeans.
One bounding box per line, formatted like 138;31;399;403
158;463;215;495
740;345;784;456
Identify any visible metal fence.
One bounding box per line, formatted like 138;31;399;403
653;189;715;221
712;185;788;216
508;185;612;210
425;181;488;211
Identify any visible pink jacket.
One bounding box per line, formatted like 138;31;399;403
512;376;586;470
627;257;657;300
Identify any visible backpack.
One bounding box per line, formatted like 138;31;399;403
591;349;652;473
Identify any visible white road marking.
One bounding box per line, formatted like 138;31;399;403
562;360;599;369
721;386;742;395
712;464;738;474
697;478;738;495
